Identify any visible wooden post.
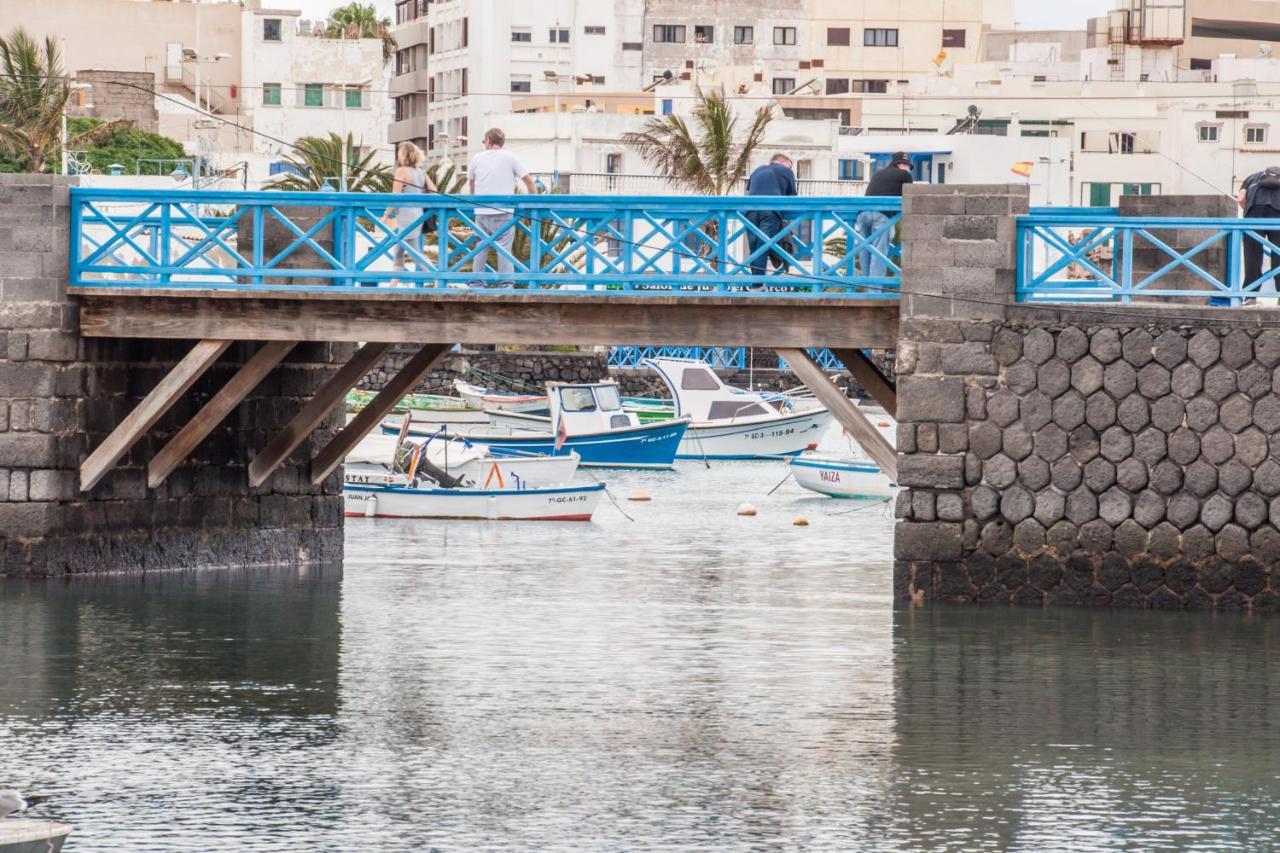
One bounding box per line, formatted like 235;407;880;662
80;339;231;492
248;341;390;487
830;347;897;418
775;347;897;481
308;343;452;485
147;341;296;488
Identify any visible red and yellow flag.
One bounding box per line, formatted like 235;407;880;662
1011;161;1035;178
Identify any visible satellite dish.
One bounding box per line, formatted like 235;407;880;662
1261;43;1274;57
699;59;719;76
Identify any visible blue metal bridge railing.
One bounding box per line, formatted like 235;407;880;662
1018;212;1280;305
69;188;903;298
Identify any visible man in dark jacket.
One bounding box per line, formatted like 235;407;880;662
745;154;798;286
858;152;913;279
1240;166;1280;294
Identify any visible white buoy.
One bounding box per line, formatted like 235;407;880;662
364;495;377;518
628;489;652;502
793;515;809;527
737;503;757;516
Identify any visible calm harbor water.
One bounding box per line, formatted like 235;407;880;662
3;434;1280;850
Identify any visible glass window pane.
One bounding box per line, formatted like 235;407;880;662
304;84;323;107
345;88;362;108
594;386;622;410
560;387;597;412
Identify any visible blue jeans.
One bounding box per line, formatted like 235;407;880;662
856;210;891;278
746;211;788;277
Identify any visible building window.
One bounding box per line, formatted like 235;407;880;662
694;25;714;44
622;41;642;50
733;26;753;45
838;159;863;181
827;27;850;46
825;78;849;95
584;25;606;35
1198;124;1220;143
511;29;531;42
852;79;889;94
1247;125;1268;144
262;83;281;106
510;76;531;93
774;27;797;46
1190;57;1212;70
864;28;898;47
303;83;323;107
653;24;686;43
263;18;282;41
773;77;796;95
345;87;362;109
588;75;605;85
549;28;570;43
942;29;966;48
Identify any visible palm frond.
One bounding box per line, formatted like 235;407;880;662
265;131;391;192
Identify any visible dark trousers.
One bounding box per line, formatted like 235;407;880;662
1244;205;1280;289
746;211;788;276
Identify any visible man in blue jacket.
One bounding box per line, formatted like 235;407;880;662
745;154;798;286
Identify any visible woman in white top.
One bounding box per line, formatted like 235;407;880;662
383;142;437;286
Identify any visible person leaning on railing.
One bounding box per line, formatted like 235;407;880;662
857;152;913;280
744;153;799;290
382;141;437;287
1239;165;1280;298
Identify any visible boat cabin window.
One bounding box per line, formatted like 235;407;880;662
609;414;631;428
594;385;622;411
680;368;720;390
560;387;597;412
708;400;769;418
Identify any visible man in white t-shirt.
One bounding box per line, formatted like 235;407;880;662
468;127;535;285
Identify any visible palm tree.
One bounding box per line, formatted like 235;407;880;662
325;2;396;62
426;161;466;194
0;28;69;174
621;87;774;195
266;132;391;192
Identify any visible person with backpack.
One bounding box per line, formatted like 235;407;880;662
1239;165;1280;294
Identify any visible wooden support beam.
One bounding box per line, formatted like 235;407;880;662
776;347;897;482
248;342;390;487
80;339;231;492
76;292;899;350
147;341;296;488
831;347;897;418
309;343;452;484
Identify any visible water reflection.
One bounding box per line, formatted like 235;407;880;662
2;454;1278;850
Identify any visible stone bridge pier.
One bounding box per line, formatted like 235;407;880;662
895;184;1280;612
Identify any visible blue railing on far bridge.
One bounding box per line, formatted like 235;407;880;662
69;187;903;298
609;346;747;369
1018;212;1280;304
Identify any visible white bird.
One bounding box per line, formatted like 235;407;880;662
0;790;27;820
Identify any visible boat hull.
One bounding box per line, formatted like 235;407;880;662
789;457;896;499
679;409;834;459
0;820;71;853
384;418;689;469
344;482;606;520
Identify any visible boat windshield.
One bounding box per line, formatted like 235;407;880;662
594;385;622;411
680;368;720;390
560;387;598;412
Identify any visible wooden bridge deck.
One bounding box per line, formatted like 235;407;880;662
71;288;901;350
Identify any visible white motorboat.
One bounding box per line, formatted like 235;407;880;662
453;379;548;413
344;481;606;520
0;819;72;853
639;357;834;459
789;456;897;499
345;433;581;489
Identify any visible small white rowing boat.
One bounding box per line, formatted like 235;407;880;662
789;456;897;499
453;379;548;413
346;433;580;489
344;481;606;520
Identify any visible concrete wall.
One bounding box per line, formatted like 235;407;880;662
71;70;160;134
894;183;1280;612
0;175;344;577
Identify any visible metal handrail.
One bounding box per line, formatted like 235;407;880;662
69;188;904;297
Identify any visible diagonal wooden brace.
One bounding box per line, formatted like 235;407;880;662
830;348;897;418
308;343;453;485
147;341;296;488
776;347;897;481
248;342;390;487
80;339;232;492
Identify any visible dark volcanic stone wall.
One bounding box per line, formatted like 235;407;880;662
896;312;1280;612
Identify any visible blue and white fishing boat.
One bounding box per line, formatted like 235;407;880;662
385;381;690;469
641;357;833;460
788;456;896;499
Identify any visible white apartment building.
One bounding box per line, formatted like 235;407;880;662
10;0;391;182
